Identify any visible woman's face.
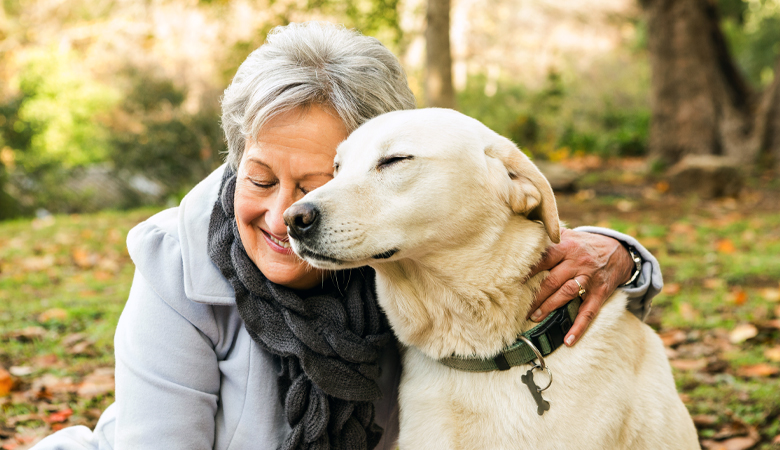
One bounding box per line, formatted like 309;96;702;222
234;105;348;290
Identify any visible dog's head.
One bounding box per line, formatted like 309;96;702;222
284;108;559;271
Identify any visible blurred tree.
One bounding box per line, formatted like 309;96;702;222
641;0;780;168
425;0;455;108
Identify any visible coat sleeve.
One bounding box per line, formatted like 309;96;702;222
573;226;664;321
112;267;221;449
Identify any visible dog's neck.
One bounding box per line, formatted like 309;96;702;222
371;218;551;360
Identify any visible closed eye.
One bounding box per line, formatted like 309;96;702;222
377;155;414;170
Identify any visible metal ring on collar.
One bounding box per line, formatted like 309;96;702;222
573;278;586;298
518;335;546;370
518;336;553;391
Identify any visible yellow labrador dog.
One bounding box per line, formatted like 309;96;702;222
285;108;699;450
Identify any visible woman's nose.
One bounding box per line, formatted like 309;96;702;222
266;189;298;236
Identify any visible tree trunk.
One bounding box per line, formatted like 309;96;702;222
642;0;780;168
425;0;455;109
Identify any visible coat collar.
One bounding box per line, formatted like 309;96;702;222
178;164;236;305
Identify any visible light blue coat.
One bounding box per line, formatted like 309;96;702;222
32;165;662;450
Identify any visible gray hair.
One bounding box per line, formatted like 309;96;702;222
221;22;417;169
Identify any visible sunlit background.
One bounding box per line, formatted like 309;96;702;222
1;1;780;449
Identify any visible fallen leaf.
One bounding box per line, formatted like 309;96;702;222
655;181;670;193
6;326;47;341
659;329;687;347
77;368;115;398
67;340;93;355
37;308;67;323
31;374;77;399
616;200;634;212
20;255;55;271
729;323;758;344
764;346;780;362
679;303;699;321
701;437;758;450
71;248;98;269
44;408;72;424
663;283;681;295
717;239;736;254
765;319;780;330
729;289;748;305
0;367;12;396
670;359;707;371
8;366;33;377
760;288;780;302
703;278;725;290
61;333;86;347
679;393;691;403
737;363;779;377
773;435;780;444
670;222;695;234
692;414;718;427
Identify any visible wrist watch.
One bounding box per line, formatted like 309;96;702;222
619;246;642;287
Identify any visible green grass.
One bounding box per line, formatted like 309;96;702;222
1;196;779;448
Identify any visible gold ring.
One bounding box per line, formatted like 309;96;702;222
573;278;586;298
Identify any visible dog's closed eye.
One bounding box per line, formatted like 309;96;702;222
377;155;414;170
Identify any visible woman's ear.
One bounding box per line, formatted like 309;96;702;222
485;137;561;243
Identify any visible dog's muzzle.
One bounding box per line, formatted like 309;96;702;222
284;202;320;241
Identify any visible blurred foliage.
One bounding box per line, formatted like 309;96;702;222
109;70;224;199
719;0;780;87
4;48;119;172
458;71;650;160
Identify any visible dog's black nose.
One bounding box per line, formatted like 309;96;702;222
284;203;320;238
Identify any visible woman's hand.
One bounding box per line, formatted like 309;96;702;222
525;229;634;346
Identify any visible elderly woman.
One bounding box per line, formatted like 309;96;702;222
33;22;661;450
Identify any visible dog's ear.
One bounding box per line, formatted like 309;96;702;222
485;137;561;243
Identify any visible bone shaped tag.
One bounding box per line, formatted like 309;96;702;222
521;369;550;416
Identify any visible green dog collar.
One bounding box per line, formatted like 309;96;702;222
439;297;581;372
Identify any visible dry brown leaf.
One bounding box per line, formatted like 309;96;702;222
670;359;707;371
30;374;77;399
659;329;687;347
663;283;681;295
21;255;55;271
6;326;47;341
703;278;725;290
692;415;718;427
773;435;780;444
760;288;780;302
67;340;94;356
679;303;699;321
717;239;736;254
729;289;748;305
670;222;695;234
765;319;780;330
737;363;779;378
77;369;115;398
61;333;86;348
37;308;67;323
656;181;670;193
764;346;780;362
44;408;72;424
729;324;758;344
8;366;33;377
72;248;97;268
775;304;780;318
0;367;13;396
701;437;758;450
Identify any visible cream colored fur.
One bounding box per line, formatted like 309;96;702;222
289;108;700;449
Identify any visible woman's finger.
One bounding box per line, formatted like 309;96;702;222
529;270;590;322
524;239;568;281
564;285;609;346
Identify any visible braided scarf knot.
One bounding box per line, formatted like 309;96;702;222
207;168;393;450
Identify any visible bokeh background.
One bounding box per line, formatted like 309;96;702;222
1;1;779;449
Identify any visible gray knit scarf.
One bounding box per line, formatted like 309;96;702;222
207;168;393;450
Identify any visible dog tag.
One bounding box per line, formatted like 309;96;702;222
521;368;550;416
